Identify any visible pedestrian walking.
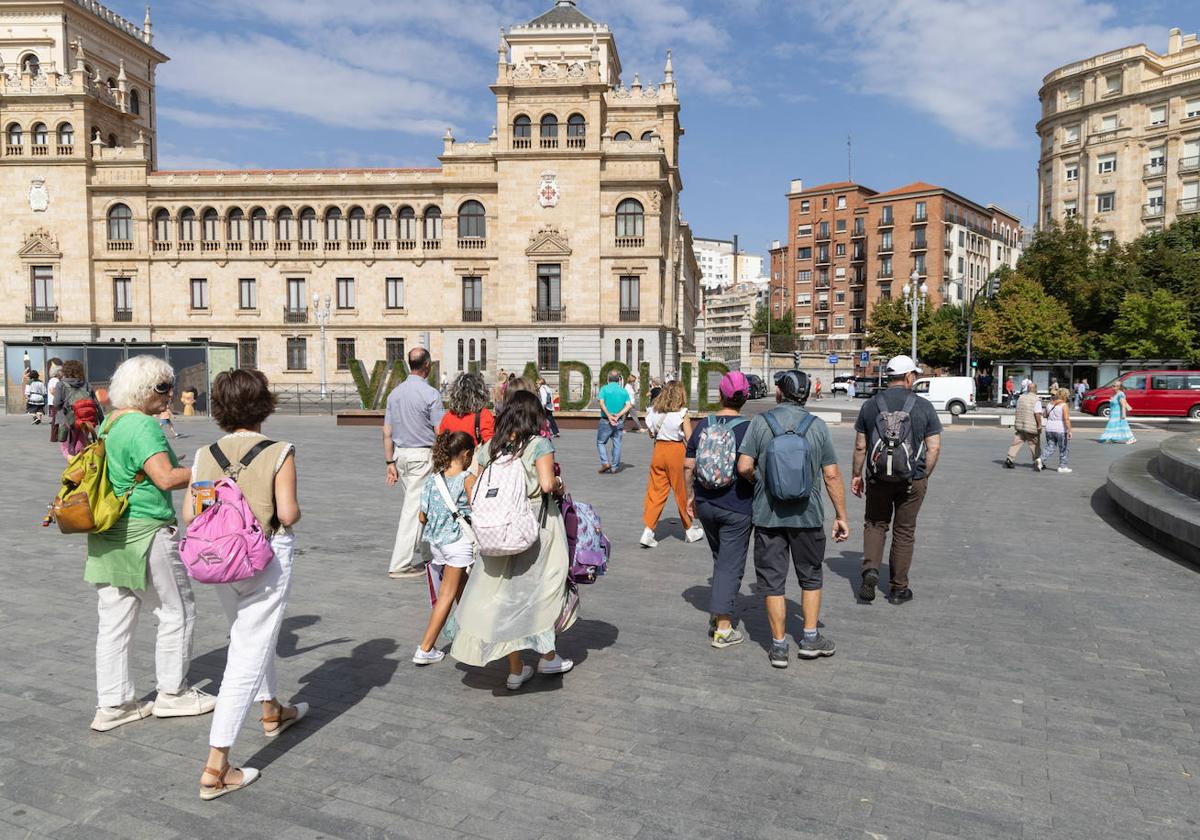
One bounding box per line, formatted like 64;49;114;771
1043;388;1073;472
850;355;943;605
182;369;306;800
1003;376;1015;407
85;355;214;733
813;377;823;401
736;370;850;668
1005;381;1044;470
384;348;445;579
596;371;631;473
47;364;62;438
25;370;46;424
845;378;856;399
157;403;182;439
1099;384;1136;444
649;378;664;402
684;371;755;648
1073;379;1088;410
53;360;103;459
413;430;477;666
538;378;561;437
450;391;575;690
438;371;494;444
624;375;645;433
640;382;704;548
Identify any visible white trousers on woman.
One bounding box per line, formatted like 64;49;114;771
95;526;196;707
208;532;295;749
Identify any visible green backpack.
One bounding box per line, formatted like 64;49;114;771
48;413;144;534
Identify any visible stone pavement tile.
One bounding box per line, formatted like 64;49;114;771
317;796;468;839
0;796;74;837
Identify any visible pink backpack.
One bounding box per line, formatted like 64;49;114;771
180;441;276;584
470;443;542;557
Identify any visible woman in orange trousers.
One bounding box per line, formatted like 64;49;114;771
640;382;706;548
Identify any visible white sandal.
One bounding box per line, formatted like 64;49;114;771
262;701;309;738
200;764;260;801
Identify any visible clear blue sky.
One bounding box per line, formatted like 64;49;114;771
116;0;1192;264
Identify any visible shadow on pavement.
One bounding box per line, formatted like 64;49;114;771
826;549;875;602
276;615;352;658
455;617;619;696
680;584;817;650
1089;486;1192;569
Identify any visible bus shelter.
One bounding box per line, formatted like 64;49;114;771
990;359;1190;402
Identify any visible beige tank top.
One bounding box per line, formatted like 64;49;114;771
192;433;294;535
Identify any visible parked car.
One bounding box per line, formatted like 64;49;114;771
853;377;881;398
1081;370;1200;418
829;375;856;394
745;374;769;400
912;376;976;416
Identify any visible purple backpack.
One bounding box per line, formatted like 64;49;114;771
560;495;610;583
180;441;276;584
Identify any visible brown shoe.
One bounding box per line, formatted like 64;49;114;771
598;464;610;474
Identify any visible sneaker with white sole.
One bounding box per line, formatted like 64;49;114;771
685;523;706;543
91;699;155;732
412;646;445;666
537;654;574;675
711;627;744;649
1034;457;1044;472
1057;466;1072;473
639;527;658;548
506;665;534;690
153;686;216;718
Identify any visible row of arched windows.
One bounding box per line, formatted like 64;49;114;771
16;50;142;115
511;114;656;146
614;130;656;142
107;201;490;243
6;121;74;146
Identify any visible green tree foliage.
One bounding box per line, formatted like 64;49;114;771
1103;289;1196;359
972;274;1081;360
752;304;794;335
867;297;966;369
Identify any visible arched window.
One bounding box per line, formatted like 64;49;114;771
398;206;416;240
373;206;392;240
324;207;343;241
613;131;632;141
616;198;645;238
540;114;558;147
277;207;295;240
179;208;196;241
106;77;117;91
614;339;620;360
640;130;654;141
20;53;39;75
299;207;316;240
423;206;442;241
469;339;476;363
227;207;245;241
201;208;219;240
514;115;531;146
458;200;485;239
107;133;118;148
348;206;366;241
107;203;133;241
153;208;170;242
458;339;464;371
31;123;47;146
57;122;73;146
638;338;645;364
6;123;23;146
480;338;487;369
567;113;586;147
129;89;140;115
625;339;633;366
90;126;100;142
250;207;268;241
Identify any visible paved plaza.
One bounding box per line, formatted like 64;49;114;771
2;410;1199;839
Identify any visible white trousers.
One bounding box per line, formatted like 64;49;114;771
94;526;196;707
389;447;433;573
208;532;295;749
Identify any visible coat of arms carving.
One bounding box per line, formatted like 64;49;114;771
29;177;48;212
538;171;560;208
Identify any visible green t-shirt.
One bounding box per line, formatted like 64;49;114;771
598;382;630;417
103;412;178;522
738;405;837;529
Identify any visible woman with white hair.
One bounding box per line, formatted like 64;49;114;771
86;355;215;732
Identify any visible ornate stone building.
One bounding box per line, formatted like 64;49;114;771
0;0;697;389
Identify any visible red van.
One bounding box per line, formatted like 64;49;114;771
1080;370;1200;418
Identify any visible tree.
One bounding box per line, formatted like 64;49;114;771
1124;215;1200;337
1103;289;1196;359
866;297;964;369
972;274;1081;360
752;304;793;336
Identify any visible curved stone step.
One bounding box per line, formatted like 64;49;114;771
1106;448;1200;563
1156;433;1200;500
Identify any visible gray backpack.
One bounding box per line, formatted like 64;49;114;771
867;392;921;483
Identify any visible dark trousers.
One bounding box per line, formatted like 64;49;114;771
545;409;560;436
862;477;928;591
695;500;753;616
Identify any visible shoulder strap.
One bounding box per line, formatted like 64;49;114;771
433;473;462;520
728;416;750;429
763;409;784;437
873;391;890;414
209;439;277;477
208;443;233;472
901;393;917;414
474;411;481;442
795;412;816;436
239;439;277;468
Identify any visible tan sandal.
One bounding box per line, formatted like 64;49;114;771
261;701;309;738
200;764;260;801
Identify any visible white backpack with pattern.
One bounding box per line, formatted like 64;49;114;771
469;447;540;556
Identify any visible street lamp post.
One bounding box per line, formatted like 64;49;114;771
313;292;331;399
901;268;927;363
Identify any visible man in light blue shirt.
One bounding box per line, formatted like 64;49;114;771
383;347;445;578
596;372;631;473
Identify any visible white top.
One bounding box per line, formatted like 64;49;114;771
1045;403;1067;433
647;407;687;441
538;384;554;410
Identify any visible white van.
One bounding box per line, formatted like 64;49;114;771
912;376;975;415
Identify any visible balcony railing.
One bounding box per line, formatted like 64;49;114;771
619;308;640;322
276;241;292;252
283;306;308;324
1143;162;1166;177
877;243;894;254
877;216;894;228
911;240;928;251
324;241;341;252
179;241;195;252
462;308;482;322
851;300;866;310
458;237;486;250
850;274;866;286
26;305;58;322
534;305;566;322
107;240;133;251
113;308;133;322
227;241;243;252
540;137;558;149
1179;156;1200;174
57;144;73;156
876;268;894;279
423;239;441;250
850;226;866;238
567;136;585;149
31;144;48;156
5;145;24;156
513;137;531;149
911;213;928;224
1178;197;1200;215
348;240;368;251
814;229;831;242
153;240;170;252
814;253;831;265
615;236;644;248
399;239;417;250
373;240;392;251
250;240;269;252
201;240;221;252
1143;203;1165;218
298;240;318;251
850;250;865;262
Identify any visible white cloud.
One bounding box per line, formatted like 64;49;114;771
800;0;1160;147
158;106;277;131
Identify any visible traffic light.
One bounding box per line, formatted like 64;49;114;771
792;350;801;368
971;360;978;368
986;277;1001;297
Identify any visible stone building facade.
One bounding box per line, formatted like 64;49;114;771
0;0;697;388
1037;28;1200;244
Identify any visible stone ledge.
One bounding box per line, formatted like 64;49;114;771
1106;444;1200;563
1157;433;1200;499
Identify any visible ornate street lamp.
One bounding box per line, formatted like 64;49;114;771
901;268;928;363
312;292;331;399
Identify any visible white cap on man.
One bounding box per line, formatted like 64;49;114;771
885;354;923;376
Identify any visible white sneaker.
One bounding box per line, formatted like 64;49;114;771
685;523;706;543
506;665;534;690
153;686;217;718
412;646;445;666
1057;467;1072;473
640;527;658;548
1034;458;1044;472
537;654;575;675
91;700;154;732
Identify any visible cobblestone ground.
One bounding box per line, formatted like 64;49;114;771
2;410;1198;839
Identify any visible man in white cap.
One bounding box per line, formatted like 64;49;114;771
850;354;942;605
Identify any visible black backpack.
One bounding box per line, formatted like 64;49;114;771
866;392;922;483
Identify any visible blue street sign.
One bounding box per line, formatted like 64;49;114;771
860;351;869;364
827;355;838;365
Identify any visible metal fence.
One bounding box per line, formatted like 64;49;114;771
271;383;364;415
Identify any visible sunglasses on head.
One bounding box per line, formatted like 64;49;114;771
153;381;175;395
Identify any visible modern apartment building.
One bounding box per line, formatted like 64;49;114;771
1037;27;1200;243
780;180;1021;357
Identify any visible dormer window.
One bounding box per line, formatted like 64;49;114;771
20;53;39;75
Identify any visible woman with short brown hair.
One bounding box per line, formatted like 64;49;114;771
640;382;705;547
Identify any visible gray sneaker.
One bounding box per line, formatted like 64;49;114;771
798;633;836;659
769;640;789;668
711;627;744;649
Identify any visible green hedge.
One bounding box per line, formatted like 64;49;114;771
558;361;592;411
697;359;729;412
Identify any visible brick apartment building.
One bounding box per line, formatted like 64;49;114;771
771;180;1022;362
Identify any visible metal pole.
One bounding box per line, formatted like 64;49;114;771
910;292;918;361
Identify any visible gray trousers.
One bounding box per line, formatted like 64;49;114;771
695;500;753;617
